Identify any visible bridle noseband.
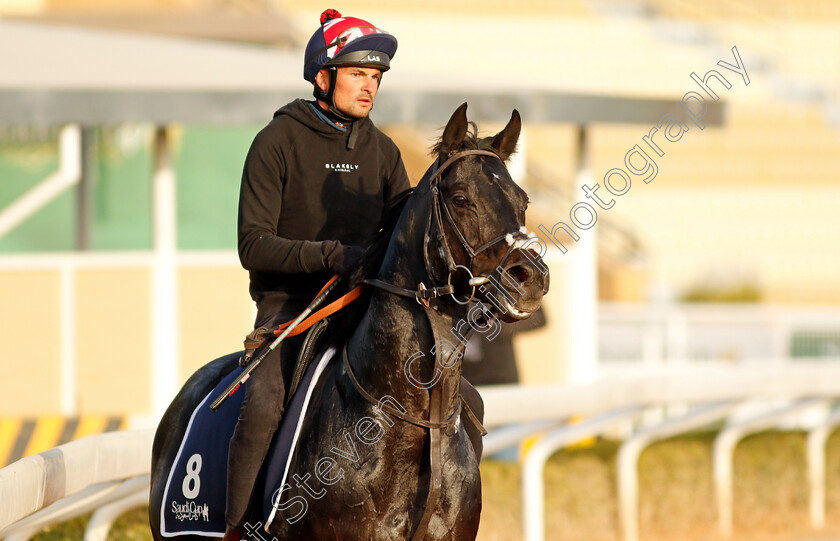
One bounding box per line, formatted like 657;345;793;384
367;149;527;306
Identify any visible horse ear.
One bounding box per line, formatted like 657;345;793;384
440;102;469;155
491;109;521;162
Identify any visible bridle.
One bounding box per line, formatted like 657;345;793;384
366;149;528;306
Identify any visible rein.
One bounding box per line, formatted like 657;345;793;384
342;346;461;430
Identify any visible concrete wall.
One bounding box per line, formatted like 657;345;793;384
0;262;253;418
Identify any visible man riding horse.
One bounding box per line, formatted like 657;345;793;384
227;9;484;540
150;100;546;541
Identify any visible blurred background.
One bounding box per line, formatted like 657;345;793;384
1;1;840;540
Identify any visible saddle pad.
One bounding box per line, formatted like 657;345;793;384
263;347;336;528
160;348;337;537
160;364;246;537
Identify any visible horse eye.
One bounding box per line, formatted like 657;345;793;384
452;195;469;207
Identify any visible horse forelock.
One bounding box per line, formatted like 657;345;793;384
429;121;500;159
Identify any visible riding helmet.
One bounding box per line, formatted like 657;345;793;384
303;9;398;84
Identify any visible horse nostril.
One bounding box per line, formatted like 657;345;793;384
508;265;531;283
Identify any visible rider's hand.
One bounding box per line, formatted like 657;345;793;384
322;241;365;275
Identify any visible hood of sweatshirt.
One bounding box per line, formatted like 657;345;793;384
272;99;372;135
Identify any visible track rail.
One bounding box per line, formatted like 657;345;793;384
5;365;840;540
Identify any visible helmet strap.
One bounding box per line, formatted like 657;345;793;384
313;66;337;107
314;65;372;124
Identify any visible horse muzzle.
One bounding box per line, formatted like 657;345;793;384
478;247;550;322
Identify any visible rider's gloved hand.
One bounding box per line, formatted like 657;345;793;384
322;241;365;275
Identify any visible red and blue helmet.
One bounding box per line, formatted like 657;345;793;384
303;9;398;84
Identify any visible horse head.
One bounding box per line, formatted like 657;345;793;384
419;103;549;323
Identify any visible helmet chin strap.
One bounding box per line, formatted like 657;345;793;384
313;66;354;123
313;65;366;149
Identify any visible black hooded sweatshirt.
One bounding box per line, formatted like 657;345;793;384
237;99;411;317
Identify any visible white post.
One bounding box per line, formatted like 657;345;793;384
523;407;643;541
151;126;179;421
617;401;736;541
665;309;689;364
565;127;597;383
83;480;150;541
806;406;840;529
713;398;824;538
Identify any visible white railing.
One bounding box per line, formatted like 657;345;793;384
5;365;840;541
0;429;153;540
0;126;81;240
599;302;840;368
481;362;840;541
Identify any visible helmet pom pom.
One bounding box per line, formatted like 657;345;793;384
320;9;341;25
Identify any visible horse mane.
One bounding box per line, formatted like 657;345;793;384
322;187;414;348
429;121;497;156
348;187;414;289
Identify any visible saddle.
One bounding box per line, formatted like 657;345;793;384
238;276;364;390
240;316;333;407
238;276;487;448
241;314;486;436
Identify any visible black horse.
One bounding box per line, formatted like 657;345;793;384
149;103;549;540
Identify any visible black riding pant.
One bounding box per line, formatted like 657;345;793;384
225;311;304;529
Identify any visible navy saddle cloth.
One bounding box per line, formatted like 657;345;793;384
159;347;337;537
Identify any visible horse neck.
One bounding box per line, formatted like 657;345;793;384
346;188;465;420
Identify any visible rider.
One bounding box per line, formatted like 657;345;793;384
225;9;410;540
